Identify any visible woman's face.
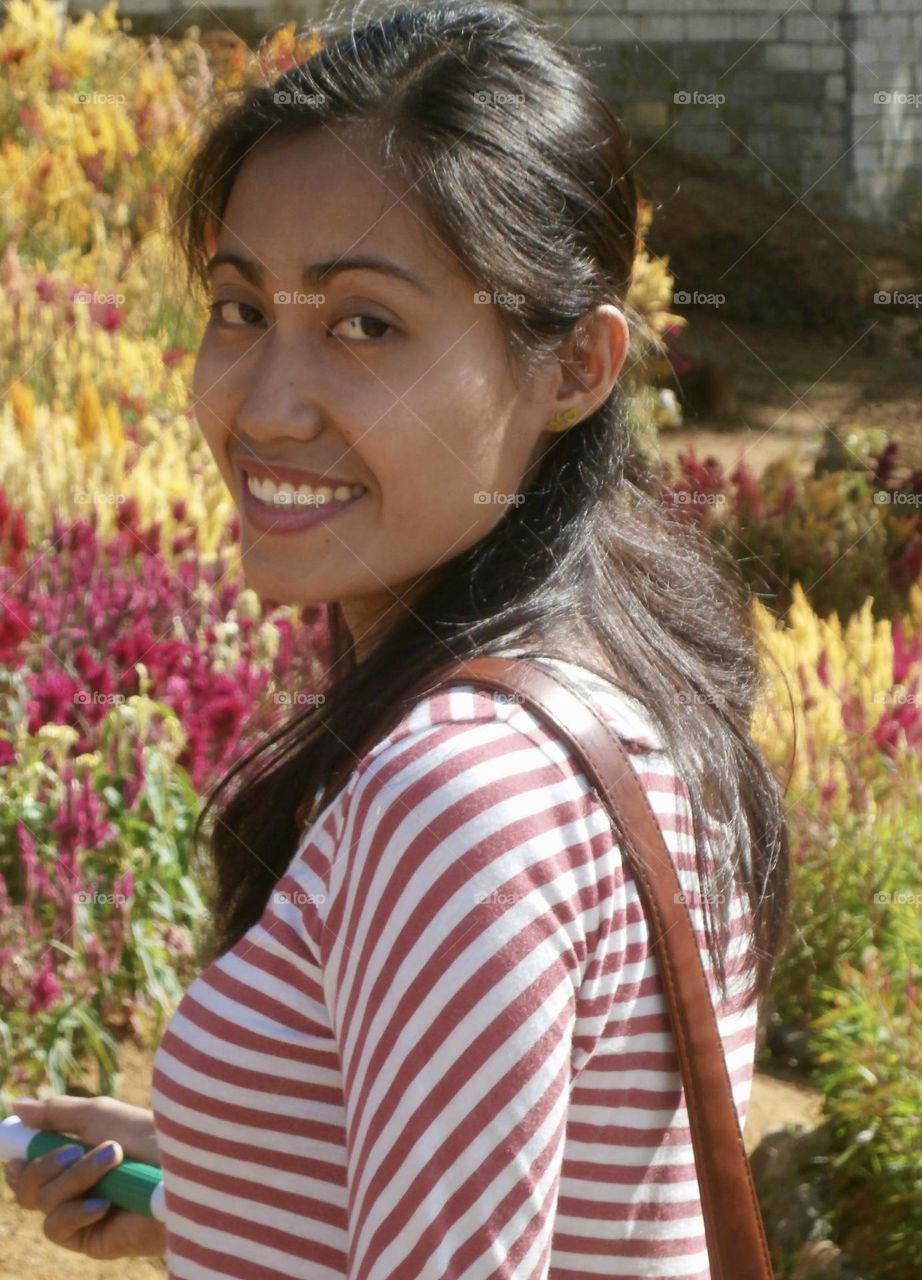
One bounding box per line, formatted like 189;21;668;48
192;123;624;650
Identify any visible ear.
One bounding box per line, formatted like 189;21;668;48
203;218;219;258
550;305;630;421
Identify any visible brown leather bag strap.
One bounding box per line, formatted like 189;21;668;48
389;654;774;1280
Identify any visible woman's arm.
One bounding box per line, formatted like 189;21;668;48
319;711;613;1280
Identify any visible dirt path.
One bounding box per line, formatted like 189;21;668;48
656;311;922;482
0;1041;822;1277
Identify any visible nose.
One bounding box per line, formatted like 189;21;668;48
235;330;325;444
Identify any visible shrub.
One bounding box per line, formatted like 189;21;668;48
661;432;922;622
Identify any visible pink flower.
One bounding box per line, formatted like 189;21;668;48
0;592;31;662
27;957;62;1014
47;65;71;93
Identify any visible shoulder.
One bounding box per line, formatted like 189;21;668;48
323;659;683;853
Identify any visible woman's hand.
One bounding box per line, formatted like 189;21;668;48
4;1094;166;1260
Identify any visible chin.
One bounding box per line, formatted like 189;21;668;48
239;562;333;609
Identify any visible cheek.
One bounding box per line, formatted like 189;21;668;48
193;348;234;431
191;353;236;477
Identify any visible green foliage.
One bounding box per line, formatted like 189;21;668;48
770;754;922;1032
810;951;922;1278
765;754;922;1278
0;698;207;1105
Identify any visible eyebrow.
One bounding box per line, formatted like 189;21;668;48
204;249;434;296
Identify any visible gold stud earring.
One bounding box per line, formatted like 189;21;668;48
545;407;581;432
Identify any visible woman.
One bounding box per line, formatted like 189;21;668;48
6;1;790;1275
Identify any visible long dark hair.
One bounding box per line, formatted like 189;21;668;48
172;0;791;1007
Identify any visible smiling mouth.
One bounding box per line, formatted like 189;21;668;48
243;470;367;508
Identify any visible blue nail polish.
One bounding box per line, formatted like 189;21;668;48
93;1143;116;1165
83;1197;110;1212
56;1145;82;1167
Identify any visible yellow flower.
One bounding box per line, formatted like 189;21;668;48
8;380;36;444
75;380;104;450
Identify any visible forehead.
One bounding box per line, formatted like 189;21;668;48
214;124;461;283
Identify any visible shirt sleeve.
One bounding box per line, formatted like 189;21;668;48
319;709;617;1280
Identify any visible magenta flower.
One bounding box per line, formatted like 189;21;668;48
0;591;31;662
27;957;62;1015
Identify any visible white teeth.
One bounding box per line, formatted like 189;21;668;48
246;473;366;507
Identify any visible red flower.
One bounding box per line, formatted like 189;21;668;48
28;958;62;1015
0;592;31;663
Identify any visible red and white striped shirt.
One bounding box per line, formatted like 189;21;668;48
151;655;759;1280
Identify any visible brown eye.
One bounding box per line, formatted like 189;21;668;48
209;301;264;328
330;314;392;341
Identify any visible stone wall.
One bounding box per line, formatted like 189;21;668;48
532;0;921;222
55;0;922;221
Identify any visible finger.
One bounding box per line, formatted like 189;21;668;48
5;1158;25;1182
31;1141;123;1215
42;1195;111;1254
11;1143;86;1210
13;1094;107;1136
43;1204;166;1262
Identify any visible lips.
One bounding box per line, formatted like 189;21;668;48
232;454;365;491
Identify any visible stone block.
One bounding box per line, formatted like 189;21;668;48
853;146;881;173
623;15;687;42
809;44;846;73
568;15;635;44
874;17;912;44
782;14;828;42
767;100;818;129
684;15;735;42
764;43;811;72
730;16;778;42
